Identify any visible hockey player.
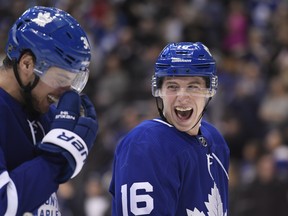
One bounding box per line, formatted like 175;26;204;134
0;6;98;215
110;42;230;215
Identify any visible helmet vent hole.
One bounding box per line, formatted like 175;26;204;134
176;51;188;55
66;32;73;39
55;47;64;55
196;64;210;68
66;55;75;63
55;47;74;64
16;22;24;30
157;63;170;68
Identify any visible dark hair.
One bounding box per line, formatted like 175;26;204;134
3;50;36;68
2;56;13;68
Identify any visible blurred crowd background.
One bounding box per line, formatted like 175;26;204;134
1;0;288;215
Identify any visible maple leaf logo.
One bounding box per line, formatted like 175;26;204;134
31;12;53;27
186;183;227;216
187;208;205;216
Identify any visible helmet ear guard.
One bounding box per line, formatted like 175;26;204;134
152;42;218;98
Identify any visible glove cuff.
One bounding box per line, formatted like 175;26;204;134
42;128;88;178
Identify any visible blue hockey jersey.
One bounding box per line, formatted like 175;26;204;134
110;118;229;216
0;88;62;215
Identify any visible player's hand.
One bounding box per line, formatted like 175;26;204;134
38;90;98;182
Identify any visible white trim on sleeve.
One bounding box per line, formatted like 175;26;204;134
42;128;88;178
0;171;18;216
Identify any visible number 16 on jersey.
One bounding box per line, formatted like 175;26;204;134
121;182;154;215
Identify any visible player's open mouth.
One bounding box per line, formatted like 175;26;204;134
175;107;193;120
48;94;59;104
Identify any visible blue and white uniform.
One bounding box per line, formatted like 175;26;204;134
0;88;61;215
110;118;229;216
0;5;95;216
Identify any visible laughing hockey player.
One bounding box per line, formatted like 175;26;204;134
109;42;230;215
0;6;98;215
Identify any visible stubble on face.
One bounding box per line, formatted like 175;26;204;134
27;81;64;115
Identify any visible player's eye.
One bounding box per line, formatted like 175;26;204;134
188;84;200;89
187;84;201;91
167;84;179;91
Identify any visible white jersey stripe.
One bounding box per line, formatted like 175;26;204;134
153;119;173;127
0;171;18;216
212;153;229;180
0;171;9;188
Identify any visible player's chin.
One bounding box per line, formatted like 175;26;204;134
173;116;198;132
174;123;193;132
172;118;193;132
36;104;50;114
36;99;52;114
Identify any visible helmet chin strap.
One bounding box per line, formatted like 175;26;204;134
156;97;167;121
185;97;212;133
12;59;39;92
13;60;41;118
156;97;212;134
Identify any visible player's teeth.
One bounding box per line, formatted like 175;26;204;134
48;95;58;103
176;107;192;111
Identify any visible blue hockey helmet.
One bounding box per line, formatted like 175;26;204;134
152;42;218;98
5;6;91;93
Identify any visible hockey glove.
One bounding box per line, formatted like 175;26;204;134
38;90;98;182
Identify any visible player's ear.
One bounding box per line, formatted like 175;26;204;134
19;52;34;71
18;52;35;81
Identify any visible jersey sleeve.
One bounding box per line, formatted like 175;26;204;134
0;147;61;215
0;102;61;215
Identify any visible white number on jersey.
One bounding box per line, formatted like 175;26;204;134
121;182;154;215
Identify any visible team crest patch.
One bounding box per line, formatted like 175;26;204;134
186;183;227;216
31;12;53;27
